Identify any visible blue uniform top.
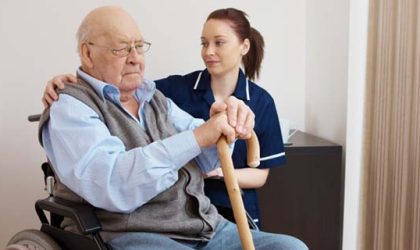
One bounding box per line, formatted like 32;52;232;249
155;69;286;224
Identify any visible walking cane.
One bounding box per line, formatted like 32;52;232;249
217;130;260;250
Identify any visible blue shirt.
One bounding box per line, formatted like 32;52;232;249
156;69;286;223
42;69;221;213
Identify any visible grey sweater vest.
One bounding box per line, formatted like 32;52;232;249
38;79;221;242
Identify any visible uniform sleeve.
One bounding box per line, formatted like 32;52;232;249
257;96;287;168
155;75;179;97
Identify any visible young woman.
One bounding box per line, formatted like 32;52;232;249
42;8;286;228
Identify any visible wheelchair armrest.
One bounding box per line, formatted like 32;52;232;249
35;196;102;235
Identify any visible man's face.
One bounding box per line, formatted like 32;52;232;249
84;18;146;94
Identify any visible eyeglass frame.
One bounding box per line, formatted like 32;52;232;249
86;40;151;57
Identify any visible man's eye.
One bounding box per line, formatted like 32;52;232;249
112;47;127;54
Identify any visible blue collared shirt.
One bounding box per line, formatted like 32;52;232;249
42;69;220;213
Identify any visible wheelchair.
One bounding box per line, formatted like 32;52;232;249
5;114;258;250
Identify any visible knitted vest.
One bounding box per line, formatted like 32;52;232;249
38;79;221;242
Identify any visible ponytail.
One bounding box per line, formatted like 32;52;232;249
243;27;265;80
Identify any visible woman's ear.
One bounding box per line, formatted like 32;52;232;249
80;43;94;69
241;38;251;56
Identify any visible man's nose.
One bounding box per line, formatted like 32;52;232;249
127;47;143;65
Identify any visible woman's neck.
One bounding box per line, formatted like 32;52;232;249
211;69;239;102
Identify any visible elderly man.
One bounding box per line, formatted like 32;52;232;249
39;6;308;250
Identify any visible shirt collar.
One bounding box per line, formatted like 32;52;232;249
76;68;156;103
233;69;250;101
193;68;251;101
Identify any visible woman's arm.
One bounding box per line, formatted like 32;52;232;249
235;168;269;189
206;167;269;189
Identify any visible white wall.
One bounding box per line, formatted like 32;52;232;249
305;1;360;249
305;0;349;147
0;0;307;245
342;0;369;249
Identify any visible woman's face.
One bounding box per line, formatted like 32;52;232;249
201;19;249;78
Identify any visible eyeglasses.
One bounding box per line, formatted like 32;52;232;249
87;41;151;57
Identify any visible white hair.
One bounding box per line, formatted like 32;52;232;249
75;20;91;55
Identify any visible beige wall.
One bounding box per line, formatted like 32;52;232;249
0;0;353;247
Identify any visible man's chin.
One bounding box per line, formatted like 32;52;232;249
125;75;142;84
119;80;142;92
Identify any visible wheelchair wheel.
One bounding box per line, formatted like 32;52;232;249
6;229;61;250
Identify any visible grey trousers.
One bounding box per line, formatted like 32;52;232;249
107;219;308;250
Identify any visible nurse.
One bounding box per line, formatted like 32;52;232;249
42;8;286;228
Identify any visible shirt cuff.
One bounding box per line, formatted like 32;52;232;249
195;140;235;174
161;130;201;168
194;144;220;173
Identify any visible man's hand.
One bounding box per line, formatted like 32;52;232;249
42;74;77;108
210;96;255;140
193;112;236;148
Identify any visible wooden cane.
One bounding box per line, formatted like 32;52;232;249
217;130;260;250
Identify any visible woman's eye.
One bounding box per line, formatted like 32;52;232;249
216;41;225;46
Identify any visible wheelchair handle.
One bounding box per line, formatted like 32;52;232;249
28;114;41;122
217;130;259;250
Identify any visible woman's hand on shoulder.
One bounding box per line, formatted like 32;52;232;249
42;74;77;108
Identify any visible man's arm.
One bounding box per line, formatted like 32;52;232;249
43;95;209;213
167;98;230;174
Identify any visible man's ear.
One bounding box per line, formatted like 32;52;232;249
80;43;94;68
241;38;250;56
